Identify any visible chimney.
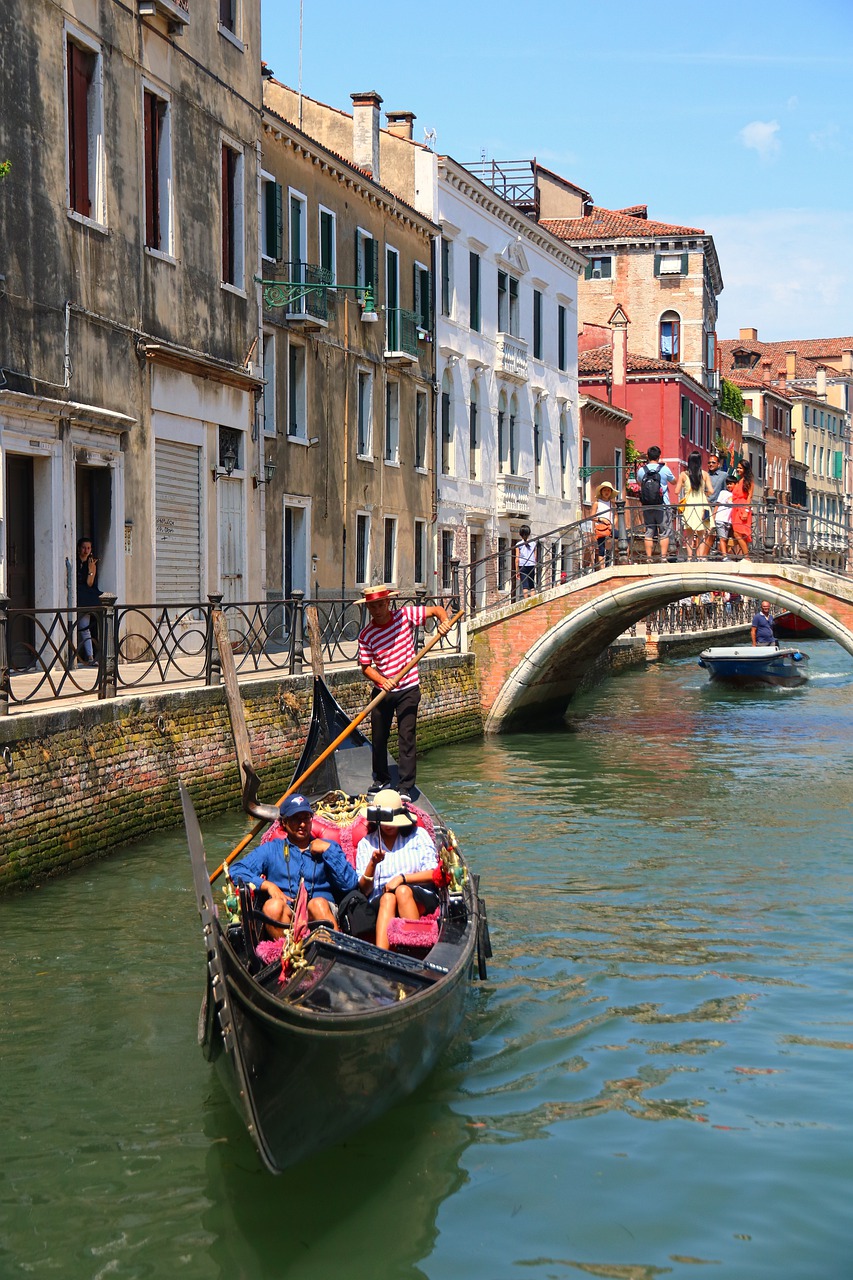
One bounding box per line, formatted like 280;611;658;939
817;365;827;399
762;359;772;384
786;350;797;379
740;327;758;342
842;349;853;375
609;306;629;410
385;110;416;141
351;90;383;179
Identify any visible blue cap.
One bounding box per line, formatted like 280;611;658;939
279;795;314;820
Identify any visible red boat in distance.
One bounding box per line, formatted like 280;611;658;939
774;611;823;639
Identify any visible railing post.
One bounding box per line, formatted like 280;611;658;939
764;497;777;558
99;593;118;700
450;558;461;615
615;499;628;562
414;586;427;648
291;590;305;675
0;595;10;716
206;593;223;685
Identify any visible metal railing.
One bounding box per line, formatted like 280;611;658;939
455;498;852;618
262;261;335;322
645;597;756;636
0;590;460;713
385;308;423;358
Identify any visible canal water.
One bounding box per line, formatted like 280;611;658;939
3;639;852;1279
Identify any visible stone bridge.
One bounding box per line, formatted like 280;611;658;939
467;562;853;732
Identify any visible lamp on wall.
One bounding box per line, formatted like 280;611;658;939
252;455;277;489
256;273;383;325
212;439;238;483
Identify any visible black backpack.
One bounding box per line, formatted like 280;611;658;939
640;464;663;506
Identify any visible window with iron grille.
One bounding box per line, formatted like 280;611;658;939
355;513;370;585
414;520;426;586
383;517;397;583
441;530;454;590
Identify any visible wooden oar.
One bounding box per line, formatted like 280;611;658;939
212;606;255;796
208;607;464;883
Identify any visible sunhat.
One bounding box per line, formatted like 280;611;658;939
361;585;398;602
363;788;416;829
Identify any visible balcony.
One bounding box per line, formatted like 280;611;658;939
138;0;189;31
496;333;528;383
742;413;764;442
262;262;333;328
385;308;425;365
496;472;530;517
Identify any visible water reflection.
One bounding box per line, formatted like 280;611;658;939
3;641;853;1278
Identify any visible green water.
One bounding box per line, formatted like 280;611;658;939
2;640;852;1279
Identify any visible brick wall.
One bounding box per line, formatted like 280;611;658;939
0;655;482;892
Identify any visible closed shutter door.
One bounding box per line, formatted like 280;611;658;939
155;439;201;602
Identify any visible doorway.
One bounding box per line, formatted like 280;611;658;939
5;455;35;666
283;503;307;599
218;477;245;607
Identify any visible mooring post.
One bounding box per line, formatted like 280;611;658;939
291;590;305;675
616;499;628;562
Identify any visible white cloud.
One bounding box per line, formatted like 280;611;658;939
705;208;853;340
809;123;840;152
739;120;781;159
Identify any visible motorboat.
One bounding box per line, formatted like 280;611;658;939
698;644;809;687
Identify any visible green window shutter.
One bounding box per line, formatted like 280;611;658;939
834;450;844;480
654;254;662;277
584;261;593;280
680;251;689;275
264;181;283;259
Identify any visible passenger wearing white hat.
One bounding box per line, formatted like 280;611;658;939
355;789;440;949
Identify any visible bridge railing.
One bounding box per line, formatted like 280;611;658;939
0;591;460;713
455;499;851;619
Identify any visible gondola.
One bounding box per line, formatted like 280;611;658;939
180;676;490;1174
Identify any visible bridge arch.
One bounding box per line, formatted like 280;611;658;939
470;566;853;733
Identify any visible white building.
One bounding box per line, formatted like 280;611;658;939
414;154;585;601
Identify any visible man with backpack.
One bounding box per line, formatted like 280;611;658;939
637;445;676;562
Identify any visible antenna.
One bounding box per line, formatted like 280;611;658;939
298;0;304;131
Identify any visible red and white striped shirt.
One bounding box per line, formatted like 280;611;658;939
358;605;427;691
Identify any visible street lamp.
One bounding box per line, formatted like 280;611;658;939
212;439;238;483
252;455;277;489
256;274;379;323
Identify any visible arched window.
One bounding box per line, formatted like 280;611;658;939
659;310;680;362
441;369;453;476
469;380;479;480
497;390;508;475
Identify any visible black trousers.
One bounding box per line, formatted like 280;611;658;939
370;685;421;791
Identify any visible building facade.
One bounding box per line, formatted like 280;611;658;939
259;101;438;599
0;0;264;626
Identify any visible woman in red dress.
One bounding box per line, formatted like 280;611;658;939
730;459;755;559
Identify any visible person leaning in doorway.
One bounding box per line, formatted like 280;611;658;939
76;537;102;666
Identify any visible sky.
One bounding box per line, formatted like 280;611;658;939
260;0;853;344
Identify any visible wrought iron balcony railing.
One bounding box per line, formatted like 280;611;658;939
262;261;335;322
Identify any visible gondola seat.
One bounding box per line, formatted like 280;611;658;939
387;912;440;955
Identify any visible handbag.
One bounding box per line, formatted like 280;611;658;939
337;889;378;936
593;519;612;538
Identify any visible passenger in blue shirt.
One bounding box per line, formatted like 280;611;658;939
229;794;359;933
751;600;776;647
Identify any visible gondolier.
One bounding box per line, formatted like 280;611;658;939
358;585;451;800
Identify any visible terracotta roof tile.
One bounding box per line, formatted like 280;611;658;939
542;205;705;242
719;335;853;381
578;345;706;386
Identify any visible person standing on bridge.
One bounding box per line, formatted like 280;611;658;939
703;453;730;557
637;446;676;563
675;451;713;561
515;526;537;597
730;459;755;560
